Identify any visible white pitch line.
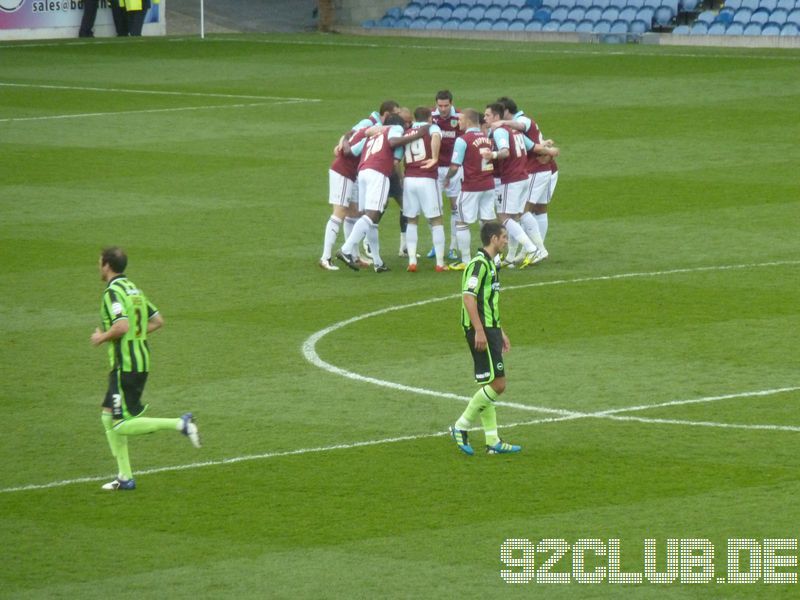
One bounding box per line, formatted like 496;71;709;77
0;81;320;102
302;260;800;416
0;102;278;123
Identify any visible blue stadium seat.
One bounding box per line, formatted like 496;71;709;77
551;6;569;20
441;17;461;29
509;18;528;29
534;8;552;21
740;0;758;10
771;8;788;23
452;5;469;19
776;0;794;9
427;17;446;28
576;0;594;7
662;0;679;15
780;21;799;33
732;8;752;23
543;19;561;29
789;9;800;26
724;0;742;9
467;6;485;19
385;7;403;19
435;6;453;19
527;0;544;7
501;6;519;19
681;0;701;10
558;18;579;29
491;18;512;30
508;0;527;6
475;18;494;30
525;19;545;29
377;16;398;27
409;17;428;28
419;4;437;19
743;22;762;33
577;18;595;30
635;7;655;23
484;5;503;20
602;6;621;20
653;5;673;25
672;23;690;33
696;10;715;24
619;6;638;20
517;6;535;19
459;0;479;4
627;0;646;8
458;18;478;29
761;0;778;11
630;17;649;31
593;18;613;31
689;21;709;33
567;6;585;20
403;4;423;18
642;0;660;8
585;6;603;20
717;7;735;22
724;21;744;33
761;21;781;33
707;22;727;33
610;18;629;31
559;0;578;8
750;8;771;24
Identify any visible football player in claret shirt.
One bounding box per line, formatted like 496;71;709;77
431;89;464;262
401;106;446;272
336;115;430;272
492;97;559;265
442;108;497;268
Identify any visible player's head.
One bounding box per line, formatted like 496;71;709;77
385;114;406;128
435;90;454;117
460;108;480;129
398;107;414;128
414;106;432;124
484;103;504;125
100;246;127;278
378;100;400;121
480;222;508;252
496;96;518;118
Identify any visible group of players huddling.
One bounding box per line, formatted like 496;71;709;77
319;91;560;273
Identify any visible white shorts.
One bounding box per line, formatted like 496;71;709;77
497;178;529;215
328;170;355;206
456;190;496;224
527;170;553;205
549;170;558;200
357;169;390;213
438;165;463;199
402;177;442;219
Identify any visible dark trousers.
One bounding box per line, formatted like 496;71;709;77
79;0;99;37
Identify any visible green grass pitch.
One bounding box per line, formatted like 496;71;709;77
1;33;799;598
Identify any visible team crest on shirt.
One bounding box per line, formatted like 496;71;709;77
450;119;458;128
467;276;479;291
111;302;124;316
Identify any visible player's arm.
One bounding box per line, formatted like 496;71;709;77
389;124;430;148
482;129;509;161
501;328;510;353
463;294;487;351
91;319;128;346
146;300;163;333
443;137;465;185
421;130;441;170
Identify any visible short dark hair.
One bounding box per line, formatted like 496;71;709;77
385;114;406;127
101;246;127;273
413;106;432;122
480;222;506;246
462;108;480;126
485;103;504;118
496;96;518;114
379;100;399;116
435;90;453;102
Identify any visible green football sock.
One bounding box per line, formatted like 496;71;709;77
102;412;133;481
481;402;500;446
114;416;181;436
455;385;498;431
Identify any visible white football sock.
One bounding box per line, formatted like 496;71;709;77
432;224;446;267
504;218;536;253
342;215;372;256
406;224;418;265
322;216;342;261
456;224;471;263
366;223;383;267
535;212;549;242
520;212;545;251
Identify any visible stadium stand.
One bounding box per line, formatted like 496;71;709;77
365;0;800;37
